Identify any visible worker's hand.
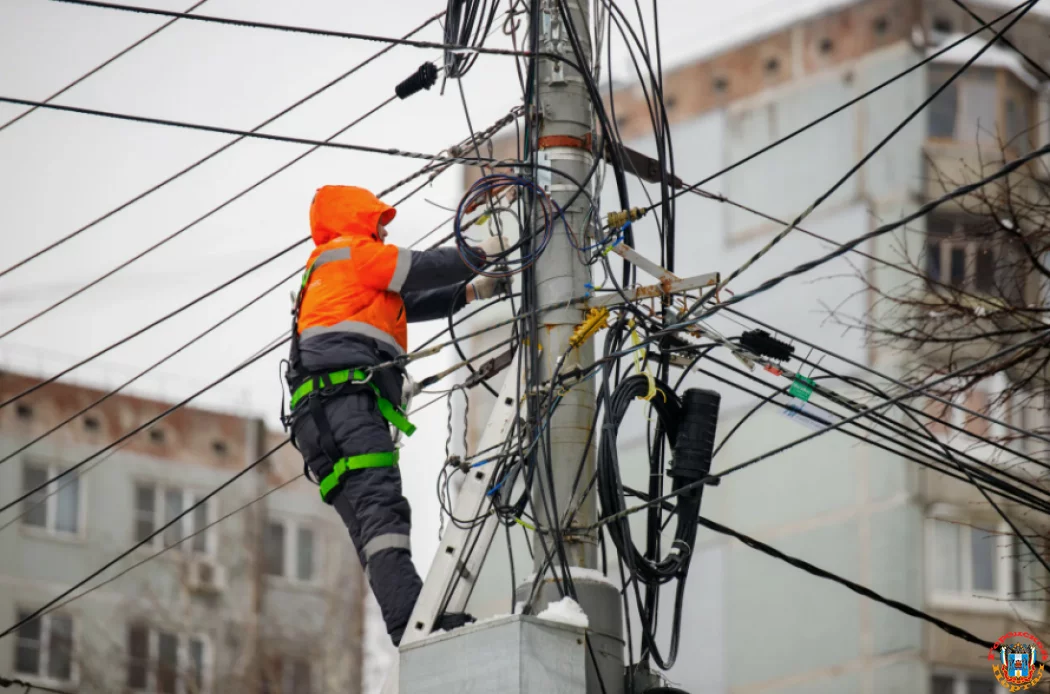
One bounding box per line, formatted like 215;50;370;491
467;275;509;302
478;233;510;259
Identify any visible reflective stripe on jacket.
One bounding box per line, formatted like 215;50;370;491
295;185;487;359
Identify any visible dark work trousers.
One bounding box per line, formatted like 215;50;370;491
292;390;423;645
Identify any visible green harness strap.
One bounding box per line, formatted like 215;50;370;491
290;368;416;436
318;450;399;501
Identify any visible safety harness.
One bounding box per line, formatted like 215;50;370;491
284;258;416;503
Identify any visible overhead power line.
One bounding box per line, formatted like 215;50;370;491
652;0;1036;211
695;515;996;649
47;0;577;67
0;11;444;282
594;328;1050;529
680;0;1039;323
952;0;1050;81
0;96;497;167
0;675;78;694
0;239;305;409
0;0;210;133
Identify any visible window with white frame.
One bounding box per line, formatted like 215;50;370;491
927;509;1046;616
14;611;74;684
21;460;81;536
927;64;1036;151
264;519;318;583
134;483;215;554
126;624;208;694
260;654;313;694
923;214;1025;302
932;671;998;694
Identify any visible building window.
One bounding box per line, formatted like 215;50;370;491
127;624;208;694
932;671;997;694
924;214;1024;301
21;460;80;536
261;655;313;694
264;519;318;583
928;65;1035;149
14;612;74;684
927;511;1045;615
134;483;214;555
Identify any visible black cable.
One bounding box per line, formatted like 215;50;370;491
951;0;1050;81
594;327;1050;529
679;137;1050;327
0;96;496;168
696;515;995;649
0;0;209;134
680;0;1038;323
0;12;444;283
0;438;291;640
652;0;1037;211
0;240;305;409
49;0;582;70
0;675;78;694
0;266;299;468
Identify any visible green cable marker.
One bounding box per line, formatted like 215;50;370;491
788;374;815;402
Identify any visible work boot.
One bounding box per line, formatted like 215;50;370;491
433;612;475;634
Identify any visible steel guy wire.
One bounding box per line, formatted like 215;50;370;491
0;437;292;639
678;0;1039;324
0;0;210;134
0;11;445;282
591;327;1050;531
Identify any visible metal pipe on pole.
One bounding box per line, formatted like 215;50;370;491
516;1;625;691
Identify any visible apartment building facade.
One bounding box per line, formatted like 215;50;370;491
0;370;365;694
459;1;1050;692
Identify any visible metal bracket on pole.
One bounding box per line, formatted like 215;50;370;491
583;272;720;308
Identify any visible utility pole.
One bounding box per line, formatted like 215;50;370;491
518;0;625;690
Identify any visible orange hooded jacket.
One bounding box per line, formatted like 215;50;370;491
296;186;413;354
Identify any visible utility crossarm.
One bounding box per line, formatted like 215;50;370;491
581;241;718;308
381;356;521;693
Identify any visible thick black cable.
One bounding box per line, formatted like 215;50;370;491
0;12;443;282
696;515;995;649
0;240;305;409
594;327;1050;529
0;676;77;694
0;438;291;639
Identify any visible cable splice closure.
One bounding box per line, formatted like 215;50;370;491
739;329;795;362
395;61;439;99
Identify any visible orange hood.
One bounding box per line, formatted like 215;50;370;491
309;185;397;246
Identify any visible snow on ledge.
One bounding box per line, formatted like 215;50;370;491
536;597;590;629
523;566;619;588
929;34;1042;89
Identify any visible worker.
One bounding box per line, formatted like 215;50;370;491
284;185;508;645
